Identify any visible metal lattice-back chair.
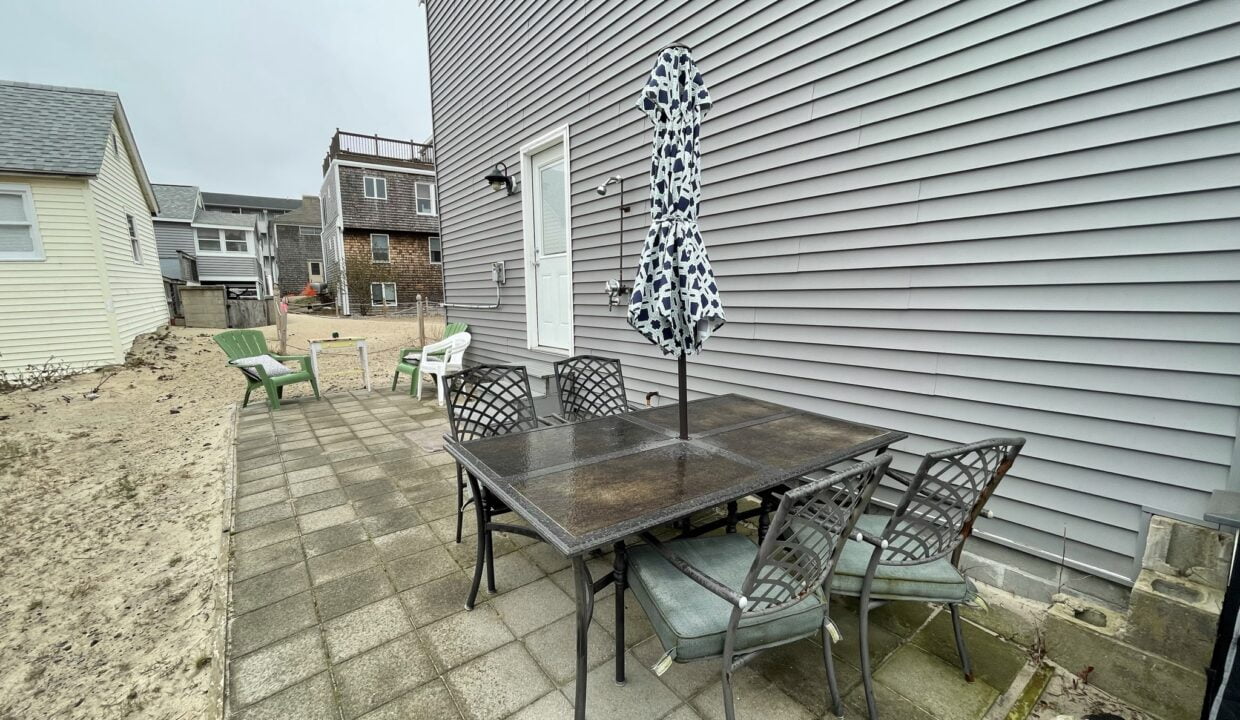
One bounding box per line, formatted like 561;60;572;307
619;455;892;720
553;355;629;421
444;365;544;607
829;437;1025;720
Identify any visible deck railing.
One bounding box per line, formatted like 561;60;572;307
323;130;434;173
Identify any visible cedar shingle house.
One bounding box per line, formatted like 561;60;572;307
319;130;443;315
270;195;323;294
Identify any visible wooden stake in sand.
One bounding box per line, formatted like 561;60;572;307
417;294;425;347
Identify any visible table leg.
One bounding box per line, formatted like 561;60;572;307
613;541;627;686
359;342;371;391
572;556;595;719
309;344;320;380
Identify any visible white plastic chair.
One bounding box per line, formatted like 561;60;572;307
415;332;471;405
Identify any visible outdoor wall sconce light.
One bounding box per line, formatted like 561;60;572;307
484;162;515;195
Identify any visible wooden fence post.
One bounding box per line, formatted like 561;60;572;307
417;294;425;347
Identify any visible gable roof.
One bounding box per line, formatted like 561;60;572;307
0;80;159;212
193;208;258;229
200;191;301;212
270;196;322;226
152;184;200;221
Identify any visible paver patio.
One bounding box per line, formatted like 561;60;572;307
224;390;1029;720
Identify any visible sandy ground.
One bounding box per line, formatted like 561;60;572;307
0;313;442;719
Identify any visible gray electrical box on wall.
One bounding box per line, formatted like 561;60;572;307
491;261;506;285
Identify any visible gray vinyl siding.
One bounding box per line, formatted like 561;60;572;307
152;220;193;258
197;254;259;278
427;0;1240;585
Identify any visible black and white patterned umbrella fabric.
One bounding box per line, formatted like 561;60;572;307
628;46;725;357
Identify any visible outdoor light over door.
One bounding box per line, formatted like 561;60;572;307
484;162;515;195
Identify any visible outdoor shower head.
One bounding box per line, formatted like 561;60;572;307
595;175;622;195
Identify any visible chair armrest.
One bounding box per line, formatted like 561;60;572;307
270;354;312;374
638;532;749;610
397;347;421;362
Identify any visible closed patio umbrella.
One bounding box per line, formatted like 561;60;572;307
629;45;724;440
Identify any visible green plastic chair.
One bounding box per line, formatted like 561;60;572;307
214;329;319;410
392;321;467;395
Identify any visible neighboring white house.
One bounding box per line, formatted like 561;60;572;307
0;80;167;374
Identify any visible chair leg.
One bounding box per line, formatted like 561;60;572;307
414;370;423;399
436;373;446;407
455;464;465;544
265;381;279;410
949;604;974;682
859;584;879;720
613;542;627;685
722;667;737;720
309;375;320;399
822;605;845;718
391;370;399;391
465;493;488;610
242;384;253;408
484;508;497;594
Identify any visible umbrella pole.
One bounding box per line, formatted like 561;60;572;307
678;353;688;440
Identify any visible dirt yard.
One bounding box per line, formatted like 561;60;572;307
0;313;443;719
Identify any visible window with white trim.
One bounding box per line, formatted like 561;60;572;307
195;227;249;254
370;233;390;263
363;176;387;200
126;214;141;263
415;182;436;215
428;235;442;264
299;225;318;237
370;282;397;306
308;261;322;277
0;184;44;261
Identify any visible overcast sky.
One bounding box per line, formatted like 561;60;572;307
1;0;432;199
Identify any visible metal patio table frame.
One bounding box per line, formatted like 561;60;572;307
443;394;906;719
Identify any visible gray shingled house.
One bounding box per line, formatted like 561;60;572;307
269;195;323;294
0;80;166;373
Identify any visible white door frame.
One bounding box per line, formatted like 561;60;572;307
520;124;574;356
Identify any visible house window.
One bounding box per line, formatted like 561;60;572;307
428;235;442;264
299;226;318;237
370;233;390;262
364;176;387;200
415;182;436;215
308;261;322;277
126;214;141;263
0;184;44;261
224;230;247;252
370;282;397;306
196;228;249;254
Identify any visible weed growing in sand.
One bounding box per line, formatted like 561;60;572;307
0;354;78;392
167;554;183;567
194;655;212;671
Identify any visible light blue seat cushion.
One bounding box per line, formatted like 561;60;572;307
626;534;825;661
829;514;973;603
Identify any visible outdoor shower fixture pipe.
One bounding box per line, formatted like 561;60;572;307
596;175;632;310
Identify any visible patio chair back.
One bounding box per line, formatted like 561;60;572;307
422;332;471;367
443;321;468;339
444;364;539;442
737;455;890;617
553;355;629;420
214;329;270;360
879;437;1025;567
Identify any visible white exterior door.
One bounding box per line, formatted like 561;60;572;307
529;143;571;351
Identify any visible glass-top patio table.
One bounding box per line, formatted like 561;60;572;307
443;394;906;718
